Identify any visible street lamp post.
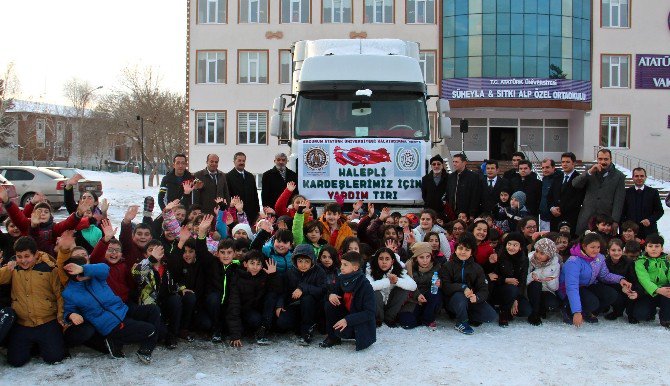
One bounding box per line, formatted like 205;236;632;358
136;115;145;189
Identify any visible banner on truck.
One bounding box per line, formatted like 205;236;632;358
297;138;426;202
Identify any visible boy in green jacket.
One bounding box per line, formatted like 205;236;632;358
633;234;670;328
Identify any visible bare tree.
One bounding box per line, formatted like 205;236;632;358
0;62;21;148
95;66;186;186
63;77;104;164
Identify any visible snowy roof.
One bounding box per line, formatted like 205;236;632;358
6;100;92;118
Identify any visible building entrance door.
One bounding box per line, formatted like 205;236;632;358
489;127;517;160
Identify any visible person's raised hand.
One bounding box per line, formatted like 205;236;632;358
64;262;84;276
182;180;195;195
65;174;84;188
165;199;180;212
30;210;41;227
180;225;192;241
31;192;47;205
287;181;296;192
124;205;139;223
101;219;117;242
367;203;375;217
199;214;214;236
234;198;244;212
99;198;109;214
417;294;427;304
352;200;363;213
0;186;7;204
56;230;77;252
263;259;277;274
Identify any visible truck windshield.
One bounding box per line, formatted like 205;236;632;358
294;91;429;139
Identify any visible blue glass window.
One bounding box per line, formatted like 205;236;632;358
455;0;468;15
455;36;469;57
537;57;549;77
511;13;524;34
483;13;497;34
524;57;538;77
524;35;537;56
581;38;589;60
582;0;590;21
483;56;497;77
572;17;581;41
572;59;581;81
496;35;510;55
455;57;468;77
537;35;549;56
511;56;524;76
572;38;581;60
549;0;561;15
582;61;590;81
483;0;496;13
573;0;582;18
497;12;510;34
524;14;537;34
538;0;549;14
443;0;454;16
511;35;524;56
455;15;469;35
483;35;496;55
497;56;511;76
444;16;455;37
581;20;590;40
549;15;561;36
511;0;523;13
550;37;561;58
537;14;549;35
524;0;537;13
443;58;455;78
443;37;455;57
497;0;510;12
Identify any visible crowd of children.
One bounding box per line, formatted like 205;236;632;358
0;172;668;367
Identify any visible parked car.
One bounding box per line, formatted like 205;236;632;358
0;174;20;220
42;167;103;202
0;166;67;210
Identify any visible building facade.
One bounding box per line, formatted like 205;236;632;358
187;0;440;178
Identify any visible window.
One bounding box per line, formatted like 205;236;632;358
56;122;65;144
197;112;227;144
197;51;227;84
281;0;310;23
239;51;268;84
602;0;629;28
279;50;292;84
419;51;436;84
600;115;629;148
240;0;268;23
5;169;35;181
601;55;629;88
280;111;291;140
198;0;227;23
364;0;393;23
406;0;434;23
237;111;267;144
36;119;46;148
323;0;352;23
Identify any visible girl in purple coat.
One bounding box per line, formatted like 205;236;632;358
559;233;633;327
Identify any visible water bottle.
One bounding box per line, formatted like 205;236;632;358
430;272;439;295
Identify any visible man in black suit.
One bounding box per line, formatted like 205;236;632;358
261;152;298;209
226;152;261;225
621;167;664;238
446;153;481;219
481;159;511;215
502;152;525;183
512;160;542;216
547;152;584;234
193;154;231;214
422;154;448;216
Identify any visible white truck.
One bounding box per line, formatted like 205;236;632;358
269;39;452;206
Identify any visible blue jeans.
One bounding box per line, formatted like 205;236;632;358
397;291;442;328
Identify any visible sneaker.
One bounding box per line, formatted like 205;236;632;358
211;331;222;344
136;350;152;364
454;322;474;335
469;320;482;327
427;322;437;331
105;338;125;359
584;314;599;324
660;320;670;329
143;196;155;218
319;336;342;348
255;326;270;345
298;324;315;346
498;310;509;328
527;314;542;326
165;335;178;350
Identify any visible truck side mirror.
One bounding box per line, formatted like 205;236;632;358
437;98;452;139
270;113;282;137
272;96;286;113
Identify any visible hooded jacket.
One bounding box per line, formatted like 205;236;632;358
0;251;63;327
438;255;489;303
559;244;624;313
634;253;670;297
319;214;354;251
527;250;561;292
330;271;377;351
278;259;327;309
62;264;128;336
491;249;529;296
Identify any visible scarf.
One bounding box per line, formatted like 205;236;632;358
340;270;363;292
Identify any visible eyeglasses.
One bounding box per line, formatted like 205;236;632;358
524;225;537;230
107;248;121;253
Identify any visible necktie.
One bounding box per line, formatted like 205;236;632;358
240;172;245;180
488;179;493;188
280;169;286;181
563;174;569;185
210;173;217;184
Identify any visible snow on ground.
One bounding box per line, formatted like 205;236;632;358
7;169;670;385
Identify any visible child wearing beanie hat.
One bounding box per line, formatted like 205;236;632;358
503;191;530;232
526;237;561;325
397;242;442;329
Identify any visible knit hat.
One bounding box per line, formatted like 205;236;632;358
232;223;255;241
293;244;316;262
429;154;443;164
503;232;525;246
34;202;52;213
410;242;432;258
558;221;571;231
534;238;557;257
510;191;526;207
